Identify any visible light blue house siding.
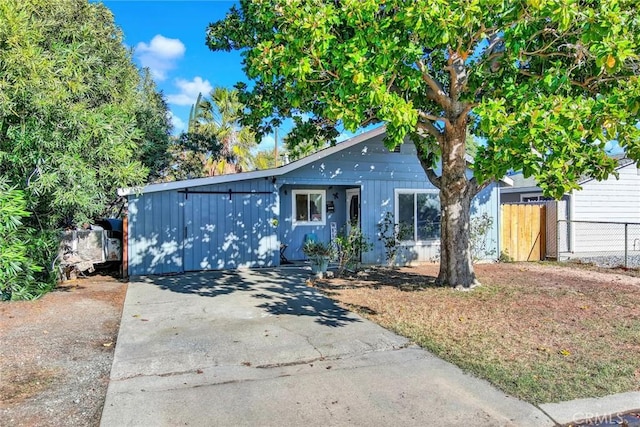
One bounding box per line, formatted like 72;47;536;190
127;189;183;275
123;128;500;276
127;179;279;276
276;132;499;263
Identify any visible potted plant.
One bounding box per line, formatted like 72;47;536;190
302;240;335;277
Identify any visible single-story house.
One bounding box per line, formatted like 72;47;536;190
119;126;502;276
500;156;640;257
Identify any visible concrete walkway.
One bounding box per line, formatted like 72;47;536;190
101;268;558;426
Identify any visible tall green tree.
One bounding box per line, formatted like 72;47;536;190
283;116;333;161
163;92;221;181
136;69;173;183
0;0;170;297
0;0;153;227
172;87;257;177
253;146;291;169
194;87;257;175
206;0;640;287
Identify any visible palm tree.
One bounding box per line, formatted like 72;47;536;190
192;87;256;176
253;149;279;170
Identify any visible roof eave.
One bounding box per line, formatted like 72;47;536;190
118;125;387;197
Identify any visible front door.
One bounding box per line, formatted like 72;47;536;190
346;188;360;236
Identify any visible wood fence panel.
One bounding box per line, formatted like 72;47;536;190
501;204;546;261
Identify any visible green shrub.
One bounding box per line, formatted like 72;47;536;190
334;227;372;277
377;211;411;266
470;212;497;262
302;240;335;260
0;180;56;300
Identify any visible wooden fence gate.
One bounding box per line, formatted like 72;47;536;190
501;204;546;261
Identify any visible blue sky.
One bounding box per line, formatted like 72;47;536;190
99;1;279;144
100;0;366;150
99;1;623;156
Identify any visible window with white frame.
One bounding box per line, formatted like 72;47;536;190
293;189;326;225
395;190;440;241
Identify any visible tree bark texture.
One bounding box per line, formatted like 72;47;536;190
420;121;478;288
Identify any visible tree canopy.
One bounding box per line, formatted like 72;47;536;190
169;87;258;178
0;0;172;298
0;0;170;228
206;0;639;287
208;0;639;194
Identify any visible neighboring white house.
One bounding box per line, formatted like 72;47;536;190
500;156;640;258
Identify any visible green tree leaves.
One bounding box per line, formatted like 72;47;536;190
0;0;159;228
248;1;636;195
0;0;172;297
205;0;639;285
0;178;55;300
171;87;257;178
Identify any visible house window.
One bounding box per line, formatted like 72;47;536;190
520;193;553;202
293;190;326;225
396;190;440;241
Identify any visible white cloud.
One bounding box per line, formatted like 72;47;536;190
135;35;185;81
168;111;186;134
166;77;213;106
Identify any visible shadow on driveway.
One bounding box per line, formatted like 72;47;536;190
136;268;360;328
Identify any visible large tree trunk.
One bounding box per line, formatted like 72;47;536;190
437;179;477;288
435;122;478;288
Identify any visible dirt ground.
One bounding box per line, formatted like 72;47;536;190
0;275;127;427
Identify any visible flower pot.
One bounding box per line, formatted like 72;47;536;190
310;256;330;277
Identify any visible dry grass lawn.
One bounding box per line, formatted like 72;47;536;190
316;262;640;404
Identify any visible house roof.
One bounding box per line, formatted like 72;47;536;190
578;155;635;185
118;125;387;196
501;155;637;193
118;124;511;196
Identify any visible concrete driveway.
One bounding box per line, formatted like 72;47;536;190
100;268;554;426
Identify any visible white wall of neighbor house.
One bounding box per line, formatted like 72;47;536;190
572;163;640;222
569;163;640;253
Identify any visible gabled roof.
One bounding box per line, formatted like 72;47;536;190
502;155;637;193
118;125;387;196
118;124;511;196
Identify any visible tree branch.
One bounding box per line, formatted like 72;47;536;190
386;72;397;92
418;148;442;190
518;69;615;93
418;110;451;132
424;164;442;190
418;110;441;123
465;24;488;54
521;51;575;59
311;55;340;80
416;59;451;109
417;121;441;139
445;50;468;102
454;103;475;127
466;176;493;198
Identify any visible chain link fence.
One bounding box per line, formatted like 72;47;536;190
557;220;640;268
